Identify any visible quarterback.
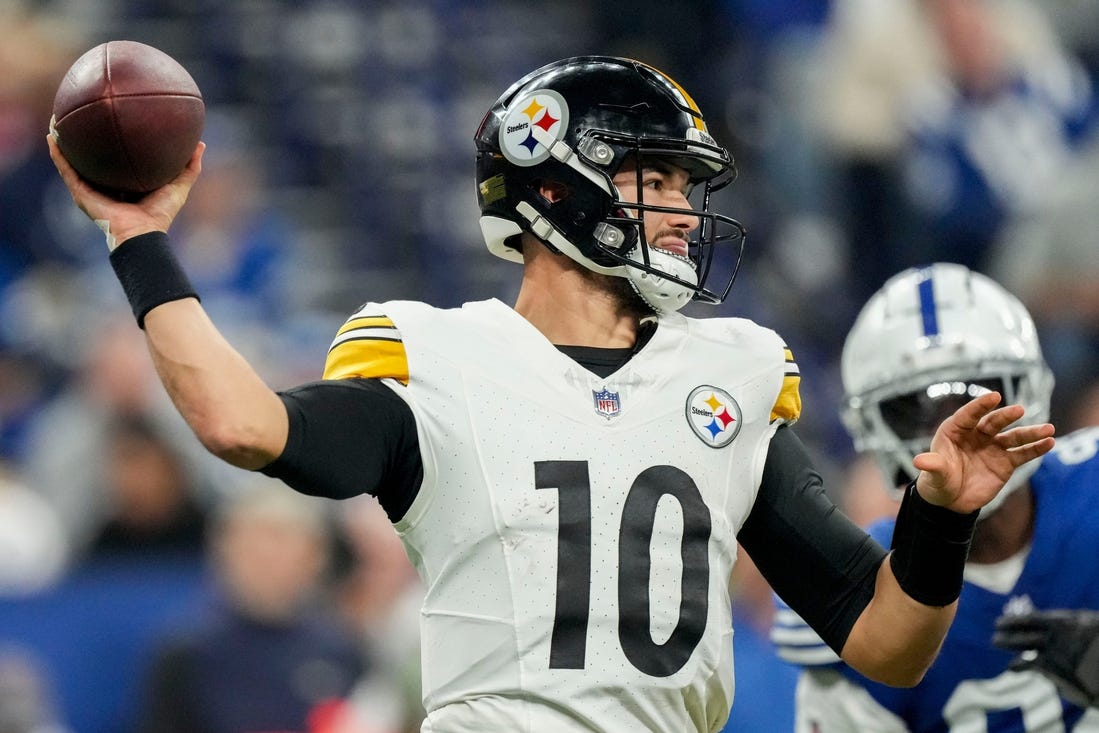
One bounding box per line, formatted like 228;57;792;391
48;57;1055;733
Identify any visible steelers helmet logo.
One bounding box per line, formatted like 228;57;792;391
685;385;742;448
498;89;569;167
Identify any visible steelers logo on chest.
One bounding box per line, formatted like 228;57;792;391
685;385;742;448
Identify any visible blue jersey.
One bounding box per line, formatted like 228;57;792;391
772;426;1099;732
901;56;1099;272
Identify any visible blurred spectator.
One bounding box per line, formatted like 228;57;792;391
989;129;1099;430
19;312;236;555
808;0;1090;298
0;645;71;733
1041;1;1099;80
899;0;1099;272
0;8;93;281
0;349;56;464
167;110;298;333
807;0;941;302
333;497;424;733
0;468;67;595
0;9;91;462
85;414;208;561
0;541;207;733
137;481;365;733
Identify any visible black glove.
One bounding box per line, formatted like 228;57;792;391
993;609;1099;709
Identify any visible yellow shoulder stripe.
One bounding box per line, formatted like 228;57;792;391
335;314;396;338
323;314;409;384
771;347;802;424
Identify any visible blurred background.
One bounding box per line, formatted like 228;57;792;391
2;0;1098;731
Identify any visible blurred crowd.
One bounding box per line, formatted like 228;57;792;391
1;1;1098;732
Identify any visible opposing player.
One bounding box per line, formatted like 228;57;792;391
771;263;1099;731
48;57;1055;733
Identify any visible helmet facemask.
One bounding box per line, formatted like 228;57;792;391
581;131;746;312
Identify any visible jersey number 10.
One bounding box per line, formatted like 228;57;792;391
535;460;712;677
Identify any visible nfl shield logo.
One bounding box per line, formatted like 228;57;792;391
592;387;621;419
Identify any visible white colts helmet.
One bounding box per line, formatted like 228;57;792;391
841;263;1054;515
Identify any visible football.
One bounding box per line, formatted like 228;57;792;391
50;40;205;198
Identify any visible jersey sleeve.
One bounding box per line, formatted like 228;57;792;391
794;668;910;733
770;344;801;425
261;378;423;521
323;306;409;384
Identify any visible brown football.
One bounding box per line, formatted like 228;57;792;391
50;40;204;197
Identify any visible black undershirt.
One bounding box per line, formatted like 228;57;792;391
261;337;885;655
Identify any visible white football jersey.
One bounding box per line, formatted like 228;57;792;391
324;298;801;733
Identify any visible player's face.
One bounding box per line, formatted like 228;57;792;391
612;159;700;259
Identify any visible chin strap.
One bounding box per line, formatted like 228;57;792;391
514;201;623;278
514;199;699;314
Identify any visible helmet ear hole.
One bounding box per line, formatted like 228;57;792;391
534;179;571;204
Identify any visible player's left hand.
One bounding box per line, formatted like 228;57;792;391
911;391;1054;514
994;609;1099;710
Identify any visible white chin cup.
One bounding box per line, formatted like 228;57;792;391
625;247;697;313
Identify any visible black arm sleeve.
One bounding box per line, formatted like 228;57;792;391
737;425;887;656
260;378;423;522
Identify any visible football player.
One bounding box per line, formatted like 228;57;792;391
771;263;1099;732
48;57;1055;733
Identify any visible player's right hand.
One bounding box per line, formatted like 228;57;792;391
46;136;204;248
993;609;1099;710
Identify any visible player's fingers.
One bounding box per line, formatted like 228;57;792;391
45;134;106;217
1007;436;1056;466
46;135;80;186
911;451;946;475
976;403;1027;435
182;141;205;176
162;141;204;195
950;391;1004;430
996;423;1055;449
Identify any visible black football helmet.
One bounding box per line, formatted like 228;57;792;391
475;56;746;313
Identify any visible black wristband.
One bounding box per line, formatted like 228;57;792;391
109;231;199;328
889;478;979;607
